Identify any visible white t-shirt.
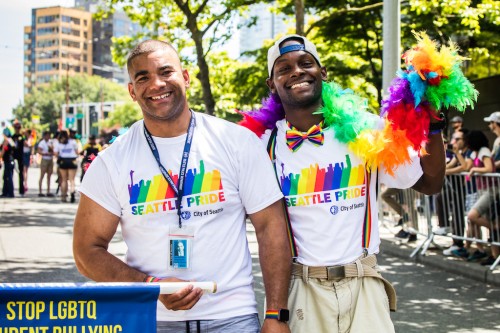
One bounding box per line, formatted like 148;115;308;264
80;112;283;321
55;139;78;158
469;146;492;164
37;139;53;160
262;117;423;266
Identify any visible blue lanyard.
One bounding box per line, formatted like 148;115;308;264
143;110;196;228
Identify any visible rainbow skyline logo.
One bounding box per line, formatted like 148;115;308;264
128;160;223;205
280;155;366;207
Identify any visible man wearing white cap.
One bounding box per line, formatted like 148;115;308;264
251;34;447;332
449;115;464;139
484;111;500;171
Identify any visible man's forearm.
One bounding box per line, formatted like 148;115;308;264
74;246;147;283
259;235;291;309
252;202;292;310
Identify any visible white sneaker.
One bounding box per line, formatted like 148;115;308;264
433;227;450;235
443;245;460;256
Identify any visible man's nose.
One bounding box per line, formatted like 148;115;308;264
291;64;305;77
150;74;166;88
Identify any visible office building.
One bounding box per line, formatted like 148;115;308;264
23;6;93;94
76;0;142;84
239;3;290;60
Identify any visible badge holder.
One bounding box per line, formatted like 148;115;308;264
168;225;194;271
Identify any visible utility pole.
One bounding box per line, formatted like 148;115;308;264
66;65;70;129
294;0;305;36
382;0;401;96
100;81;104;121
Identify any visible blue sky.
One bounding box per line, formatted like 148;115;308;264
0;1;80;122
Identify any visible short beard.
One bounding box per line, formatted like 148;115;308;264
141;104;185;122
284;85;323;109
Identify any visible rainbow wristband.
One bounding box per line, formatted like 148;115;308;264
143;275;161;283
265;310;279;320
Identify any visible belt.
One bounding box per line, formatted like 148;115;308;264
292;255;397;311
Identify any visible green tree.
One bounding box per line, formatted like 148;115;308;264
97;0;262;116
101;102;142;128
14;75;129;132
263;0;500;110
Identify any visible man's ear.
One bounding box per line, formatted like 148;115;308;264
183;69;190;88
128;82;137;101
266;77;276;94
321;66;328;81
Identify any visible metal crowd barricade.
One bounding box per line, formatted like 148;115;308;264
381;173;500;271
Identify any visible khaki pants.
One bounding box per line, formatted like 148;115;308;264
288;275;395;333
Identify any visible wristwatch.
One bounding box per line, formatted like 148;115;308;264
265;309;290;322
429;112;447;133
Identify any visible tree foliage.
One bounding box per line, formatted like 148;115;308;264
96;0;262;116
13;75;129;132
101;101;142;128
233;0;500;113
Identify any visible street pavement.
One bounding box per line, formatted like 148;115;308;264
1;167;500;332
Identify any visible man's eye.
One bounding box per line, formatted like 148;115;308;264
278;66;289;73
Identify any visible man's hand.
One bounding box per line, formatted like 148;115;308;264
261;318;291;333
158;277;203;311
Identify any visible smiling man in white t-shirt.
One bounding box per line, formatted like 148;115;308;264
73;40;292;333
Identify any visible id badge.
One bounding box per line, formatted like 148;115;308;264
168;225;194;270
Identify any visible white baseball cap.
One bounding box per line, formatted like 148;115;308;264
484;111;500;123
267;34;321;77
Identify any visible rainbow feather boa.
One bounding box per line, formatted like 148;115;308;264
239;31;478;175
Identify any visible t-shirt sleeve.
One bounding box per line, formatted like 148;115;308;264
237;131;284;215
478;146;492;161
79;155;122;217
379;150;423;189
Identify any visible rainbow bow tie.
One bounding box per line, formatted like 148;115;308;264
286;122;324;152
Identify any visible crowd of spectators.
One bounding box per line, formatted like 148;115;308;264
382;113;500;267
0;121;109;203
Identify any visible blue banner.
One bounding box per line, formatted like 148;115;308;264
0;283;159;333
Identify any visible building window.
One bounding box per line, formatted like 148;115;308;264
37;63;59;72
36;50;58;59
36;75;55;84
37;27;59;36
37;39;59;48
37;15;59;24
61;27;81;37
62;40;81;48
